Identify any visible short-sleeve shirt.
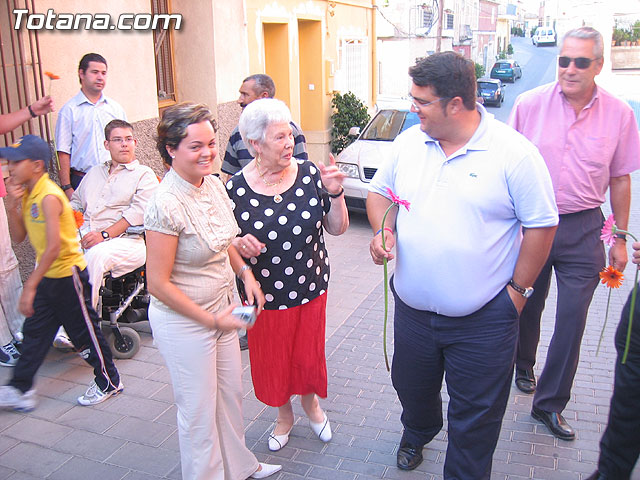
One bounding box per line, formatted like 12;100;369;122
55;91;127;173
70;159;158;232
226;159;331;310
369;105;558;316
23;174;86;278
221;121;308;175
508;82;640;214
144;168;239;313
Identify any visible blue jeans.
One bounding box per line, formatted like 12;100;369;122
391;281;519;480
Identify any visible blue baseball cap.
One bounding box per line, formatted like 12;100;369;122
0;135;51;162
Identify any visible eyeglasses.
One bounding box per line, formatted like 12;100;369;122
409;95;448;110
558;56;600;69
108;136;135;144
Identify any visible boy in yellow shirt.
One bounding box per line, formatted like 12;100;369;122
0;135;121;412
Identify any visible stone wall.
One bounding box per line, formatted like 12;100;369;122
611;46;640;70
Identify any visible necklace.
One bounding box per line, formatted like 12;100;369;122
256;156;286;203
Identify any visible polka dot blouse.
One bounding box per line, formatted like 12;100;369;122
226;159;332;310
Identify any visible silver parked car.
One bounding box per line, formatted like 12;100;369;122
336;102;420;212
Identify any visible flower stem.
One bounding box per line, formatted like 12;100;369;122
596;288;612;355
612;228;638;364
380;203;395;372
622;267;638;364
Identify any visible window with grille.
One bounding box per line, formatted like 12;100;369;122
446;13;454;29
422;7;434;28
151;0;176;106
337;38;368;103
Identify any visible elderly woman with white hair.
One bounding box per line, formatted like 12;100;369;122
226;98;349;451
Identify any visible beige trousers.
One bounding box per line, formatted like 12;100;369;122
0;197;24;345
149;303;259;480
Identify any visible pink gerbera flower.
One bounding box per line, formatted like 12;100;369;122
600;214;617;247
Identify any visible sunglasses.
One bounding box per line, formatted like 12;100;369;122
558;56;600;69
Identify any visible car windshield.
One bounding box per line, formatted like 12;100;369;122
360;110;419;141
478;82;498;91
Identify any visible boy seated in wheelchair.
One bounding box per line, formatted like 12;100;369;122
51;120;158;349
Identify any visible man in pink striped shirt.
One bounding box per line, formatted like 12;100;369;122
508;26;640;441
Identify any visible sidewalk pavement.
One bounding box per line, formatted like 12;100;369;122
2;182;640;479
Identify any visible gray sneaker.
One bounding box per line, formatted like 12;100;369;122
0;386;36;412
77;380;124;406
0;342;21;367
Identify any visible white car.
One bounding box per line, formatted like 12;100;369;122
533;28;556;47
336;103;420;212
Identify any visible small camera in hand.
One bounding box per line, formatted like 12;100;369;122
232;305;257;327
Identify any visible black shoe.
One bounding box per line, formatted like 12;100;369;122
531;406;575;440
239;335;249;351
515;367;536;394
397;439;423;470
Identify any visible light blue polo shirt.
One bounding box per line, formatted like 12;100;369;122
369;105;558;317
55;91;127;173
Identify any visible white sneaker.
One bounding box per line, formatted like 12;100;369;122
0;386;36;412
77;380;124;406
53;328;74;350
0;342;20;367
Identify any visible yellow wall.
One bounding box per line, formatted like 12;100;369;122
245;0;375;163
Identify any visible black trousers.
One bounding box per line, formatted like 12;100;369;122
391;281;519;480
9;267;119;394
597;285;640;479
517;207;605;412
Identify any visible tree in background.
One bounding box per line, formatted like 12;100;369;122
330;92;370;154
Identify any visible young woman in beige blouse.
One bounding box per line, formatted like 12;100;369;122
144;102;280;480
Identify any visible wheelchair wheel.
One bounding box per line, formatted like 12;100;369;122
108;327;141;359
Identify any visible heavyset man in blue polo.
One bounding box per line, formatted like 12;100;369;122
367;52;558;479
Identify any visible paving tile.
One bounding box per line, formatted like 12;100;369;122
107;443;180;477
56;405;123;434
0;465;14;480
308;466;357;480
104;415;176;447
48;456;128;480
294;450;341;469
2;417;73;447
99;394;172;421
339;459;386;477
0;443;71;477
53;429;126;461
121;471;163;480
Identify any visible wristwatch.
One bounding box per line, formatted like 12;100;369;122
61;184;73;191
509;279;534;298
101;231;110;241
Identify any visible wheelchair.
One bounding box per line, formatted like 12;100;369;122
96;226;150;359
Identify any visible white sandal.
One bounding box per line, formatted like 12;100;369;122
268;425;292;451
310;411;332;442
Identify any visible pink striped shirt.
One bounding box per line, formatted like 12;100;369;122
508;82;640;214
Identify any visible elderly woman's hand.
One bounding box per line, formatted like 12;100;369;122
318;153;345;196
233;234;265;259
241;270;266;315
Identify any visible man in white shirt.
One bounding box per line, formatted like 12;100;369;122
367;52;558;479
70;119;158;309
56;53;127;200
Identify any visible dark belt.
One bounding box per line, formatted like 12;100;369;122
70;168;86;177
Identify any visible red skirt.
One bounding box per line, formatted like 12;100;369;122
247;293;328;407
